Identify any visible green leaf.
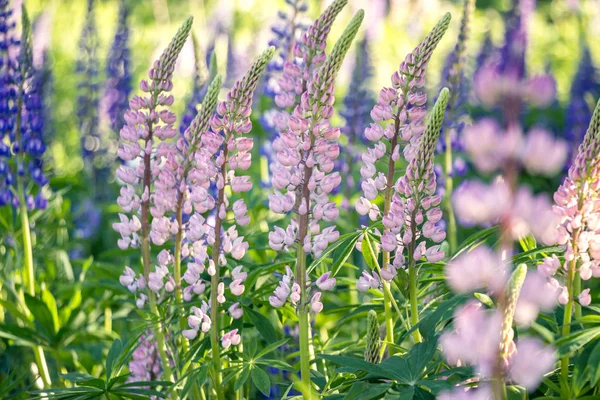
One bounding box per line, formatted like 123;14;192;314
587;339;600;387
255;338;289;359
41;289;60;333
251;367;271;396
361;231;380;271
106;338;123;381
511;246;563;265
452;226;499;259
234;367;250;392
245;307;277;343
0;299;33;326
317;354;394;379
405;339;437;379
0;323;46;347
307;231;361;275
473;292;494;308
24;294;56;339
556;327;600;357
330;234;361;276
344;382;392;399
404;294;467;340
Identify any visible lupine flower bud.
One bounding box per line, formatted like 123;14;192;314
499;264;527;360
364;310;381;363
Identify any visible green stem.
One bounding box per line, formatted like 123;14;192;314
574;275;582;322
209;270;224;400
104;306;112;334
148;293;177;398
173;196;190;355
560;256;577;398
15;77;51;387
381;280;395;357
492;377;508;400
443;133;457;254
408;258;422;343
296;245;312;400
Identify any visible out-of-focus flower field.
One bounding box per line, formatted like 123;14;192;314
2;0;600;398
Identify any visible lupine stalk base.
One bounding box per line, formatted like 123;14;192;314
408;260;422;343
296;245;312;400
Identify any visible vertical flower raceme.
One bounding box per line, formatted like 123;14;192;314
114;16;194;388
436;0;473;253
267;5;364;396
553;98;600;383
0;3;48;211
0;0;20;207
0;4;53;387
354;14;451;346
338;37;375;201
77;0;103;169
176;48;274;400
564;44;600;163
103;0;131;134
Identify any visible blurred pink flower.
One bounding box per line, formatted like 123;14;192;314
508;338;555;390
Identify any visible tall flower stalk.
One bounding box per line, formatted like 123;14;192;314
267;4;364;397
0;4;52;387
103;0;131;133
438;0;473;253
553;98;600;393
355;13;451;347
114;17;194;395
198;48;274;399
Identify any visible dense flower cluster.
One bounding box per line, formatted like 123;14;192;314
128;331;163;382
175;48;274;344
551;99;600;303
0;0;48;209
103;0;131;133
355;14;451;286
267;0;355;262
114;16;194;299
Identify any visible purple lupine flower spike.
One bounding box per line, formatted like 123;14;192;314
564;44;600;163
0;1;49;210
103;0;131;133
338;37;375;200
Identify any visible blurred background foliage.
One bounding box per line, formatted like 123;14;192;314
22;0;599;179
